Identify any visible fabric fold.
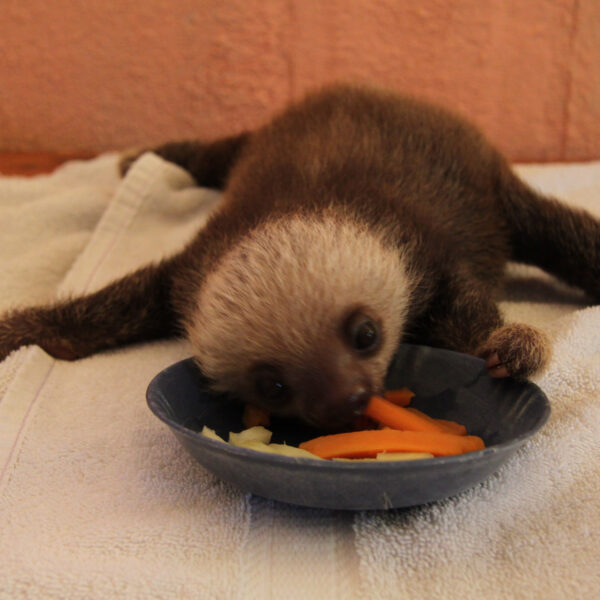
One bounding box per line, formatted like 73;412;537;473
0;154;251;599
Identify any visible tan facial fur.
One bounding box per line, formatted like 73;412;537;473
187;211;414;422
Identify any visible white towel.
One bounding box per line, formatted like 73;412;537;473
0;154;598;599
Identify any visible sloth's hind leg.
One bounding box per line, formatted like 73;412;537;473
498;166;600;300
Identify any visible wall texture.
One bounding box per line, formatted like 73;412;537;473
0;0;598;161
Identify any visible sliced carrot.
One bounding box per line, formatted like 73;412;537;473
383;388;415;407
433;418;467;436
299;429;484;459
364;395;448;434
405;407;467;436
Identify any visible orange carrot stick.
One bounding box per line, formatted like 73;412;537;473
433;418;467;436
364;395;449;434
299;429;484;459
383;388;415;407
405;407;467;436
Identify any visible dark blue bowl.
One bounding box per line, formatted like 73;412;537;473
146;344;550;510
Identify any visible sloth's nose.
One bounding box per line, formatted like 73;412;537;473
346;386;371;415
303;380;373;430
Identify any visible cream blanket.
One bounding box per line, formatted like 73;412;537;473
0;154;598;599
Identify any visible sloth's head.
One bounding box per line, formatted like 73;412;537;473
188;214;413;430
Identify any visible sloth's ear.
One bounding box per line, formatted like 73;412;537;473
0;257;183;362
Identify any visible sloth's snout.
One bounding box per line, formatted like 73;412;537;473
301;377;373;430
346;385;371;416
294;346;379;429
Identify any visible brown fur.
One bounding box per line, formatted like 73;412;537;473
0;261;178;360
1;83;599;426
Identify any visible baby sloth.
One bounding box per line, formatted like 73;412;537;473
1;84;599;429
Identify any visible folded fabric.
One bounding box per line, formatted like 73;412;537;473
0;154;598;599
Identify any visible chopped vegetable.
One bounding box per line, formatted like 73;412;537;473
383;388;415;406
235;440;320;459
201;426;226;442
404;407;467;436
229;425;272;446
299;429;485;459
201;388;482;462
375;451;434;461
333;452;433;462
364;395;449;434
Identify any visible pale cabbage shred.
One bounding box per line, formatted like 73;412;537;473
201;425;433;461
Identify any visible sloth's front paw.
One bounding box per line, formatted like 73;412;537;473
477;323;551;378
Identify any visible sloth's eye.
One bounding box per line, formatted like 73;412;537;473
252;365;290;405
344;311;381;354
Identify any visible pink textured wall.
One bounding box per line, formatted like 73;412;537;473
0;0;598;161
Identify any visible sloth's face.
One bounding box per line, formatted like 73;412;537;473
200;303;397;430
188;214;413;429
239;306;390;429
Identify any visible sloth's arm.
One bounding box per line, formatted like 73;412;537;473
408;273;550;378
409;274;503;356
0;259;180;361
119;133;250;190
